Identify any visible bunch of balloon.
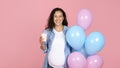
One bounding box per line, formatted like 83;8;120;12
66;9;105;68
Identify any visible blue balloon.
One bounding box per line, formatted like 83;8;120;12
85;32;105;55
66;26;86;50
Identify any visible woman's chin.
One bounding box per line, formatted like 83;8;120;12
55;24;62;26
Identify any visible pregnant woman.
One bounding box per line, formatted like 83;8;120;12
40;7;71;68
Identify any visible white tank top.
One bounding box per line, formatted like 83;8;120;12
48;29;65;68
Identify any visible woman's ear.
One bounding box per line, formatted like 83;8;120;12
63;17;64;21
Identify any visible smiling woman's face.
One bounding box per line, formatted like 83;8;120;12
53;11;64;26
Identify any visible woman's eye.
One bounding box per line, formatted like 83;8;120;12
54;15;57;17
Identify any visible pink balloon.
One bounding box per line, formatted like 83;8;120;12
67;52;86;68
77;9;92;30
86;55;103;68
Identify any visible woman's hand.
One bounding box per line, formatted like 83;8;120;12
39;36;46;51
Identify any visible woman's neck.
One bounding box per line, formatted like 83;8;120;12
54;25;64;32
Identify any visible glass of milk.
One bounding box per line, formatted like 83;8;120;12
41;31;47;42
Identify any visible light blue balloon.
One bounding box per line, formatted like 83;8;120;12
85;32;105;55
66;26;86;50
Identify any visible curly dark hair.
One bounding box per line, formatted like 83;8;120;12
45;7;68;30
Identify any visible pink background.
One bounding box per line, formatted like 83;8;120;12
0;0;120;68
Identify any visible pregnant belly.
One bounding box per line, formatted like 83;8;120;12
48;50;65;67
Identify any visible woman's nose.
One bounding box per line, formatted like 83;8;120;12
56;17;60;20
